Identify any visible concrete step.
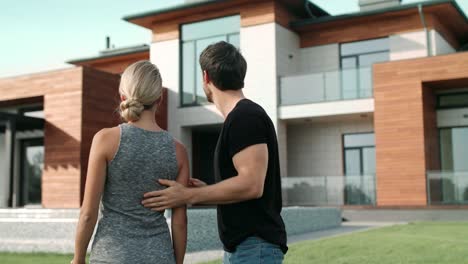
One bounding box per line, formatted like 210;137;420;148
0;209;79;219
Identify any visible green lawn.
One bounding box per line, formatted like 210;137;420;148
0;252;87;264
202;222;468;264
2;222;467;264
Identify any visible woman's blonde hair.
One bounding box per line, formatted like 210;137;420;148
119;60;163;122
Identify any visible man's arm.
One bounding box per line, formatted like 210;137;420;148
142;143;268;211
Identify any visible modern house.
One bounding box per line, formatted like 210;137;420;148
0;45;169;208
124;0;468;208
1;0;467;209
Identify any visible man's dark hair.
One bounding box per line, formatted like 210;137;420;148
199;41;247;91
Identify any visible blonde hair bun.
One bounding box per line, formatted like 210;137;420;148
118;60;163;122
119;98;145;122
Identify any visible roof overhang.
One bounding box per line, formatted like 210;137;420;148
293;0;467;29
67;45;149;66
123;0;329;29
0;112;44;132
293;0;468;48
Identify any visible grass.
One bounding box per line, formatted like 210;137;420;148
201;222;468;264
0;252;88;264
2;222;467;264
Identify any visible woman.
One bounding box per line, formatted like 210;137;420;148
71;60;188;264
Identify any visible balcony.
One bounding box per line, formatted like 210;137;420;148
427;171;468;205
281;175;376;206
279;67;373;106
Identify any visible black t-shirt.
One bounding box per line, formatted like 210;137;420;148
214;99;288;254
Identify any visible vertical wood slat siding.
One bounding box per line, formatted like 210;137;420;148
373;52;468;206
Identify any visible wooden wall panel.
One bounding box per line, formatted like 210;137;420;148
374;52;468;206
80;68;122;203
298;4;467;48
156;88;168;131
300;13;423;47
0;67;84;208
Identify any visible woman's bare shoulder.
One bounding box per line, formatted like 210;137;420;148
92;126;121;160
94;126;120;142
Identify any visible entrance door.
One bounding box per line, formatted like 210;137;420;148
192;126;221;186
19;138;44;206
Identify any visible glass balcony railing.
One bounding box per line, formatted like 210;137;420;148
281;175;376;206
279;67;373;106
427;171;468;205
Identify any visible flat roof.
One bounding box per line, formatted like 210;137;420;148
292;0;468;28
123;0;330;28
67;44;149;65
123;0;224;22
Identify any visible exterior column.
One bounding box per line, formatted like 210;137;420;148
5;119;16;207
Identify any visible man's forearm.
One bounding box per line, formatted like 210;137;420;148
188;175;261;205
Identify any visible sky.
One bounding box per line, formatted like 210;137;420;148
0;0;467;78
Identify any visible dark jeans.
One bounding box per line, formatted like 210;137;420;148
223;236;284;264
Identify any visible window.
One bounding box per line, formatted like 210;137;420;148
440;127;468;172
343;132;376;205
20;138;44;206
340;38;390;99
437;92;468;109
181;15;240;106
343;133;375;176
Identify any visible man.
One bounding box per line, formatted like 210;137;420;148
142;41;287;263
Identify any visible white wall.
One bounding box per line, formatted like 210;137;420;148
241;23;278;127
275;24;301;178
390;29;455;61
431;30;455;56
287;115;374;177
390;30;428;60
280;44;339;106
298;44;340;74
279;98;374;120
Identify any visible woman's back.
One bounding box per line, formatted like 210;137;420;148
90;123;178;264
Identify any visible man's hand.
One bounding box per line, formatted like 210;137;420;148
188;178;207;188
142;179;192;211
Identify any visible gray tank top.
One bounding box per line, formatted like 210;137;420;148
90;123;178;264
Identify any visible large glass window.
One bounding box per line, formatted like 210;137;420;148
440;127;468;172
437;127;468;204
181;15;240;106
343;132;376;205
20;139;44;206
340;38;389;99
